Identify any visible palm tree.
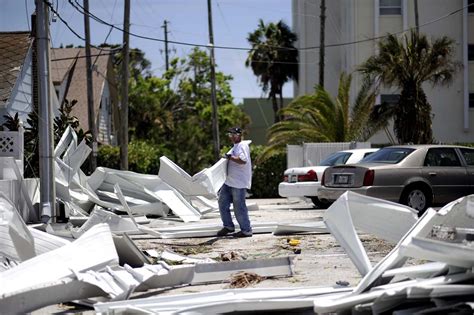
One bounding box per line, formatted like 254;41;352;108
246;19;298;123
358;31;461;144
259;73;386;160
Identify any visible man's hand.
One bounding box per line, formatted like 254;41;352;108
223;153;231;159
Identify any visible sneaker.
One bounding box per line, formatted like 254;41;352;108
217;227;235;236
232;231;252;238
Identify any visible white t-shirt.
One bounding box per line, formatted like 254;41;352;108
225;141;252;189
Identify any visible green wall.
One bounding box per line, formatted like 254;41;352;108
241;98;292;145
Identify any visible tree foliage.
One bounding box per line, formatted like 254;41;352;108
358;31;461;144
246;19;298;123
259;73;386;161
128;47;250;174
1;98;90;178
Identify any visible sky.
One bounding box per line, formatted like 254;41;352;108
1;0;294;104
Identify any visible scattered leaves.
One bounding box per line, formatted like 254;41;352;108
227;271;264;288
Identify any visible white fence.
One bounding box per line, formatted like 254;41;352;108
0;126;24;176
287;142;371;168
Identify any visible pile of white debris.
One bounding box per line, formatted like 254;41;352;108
1;127;474;314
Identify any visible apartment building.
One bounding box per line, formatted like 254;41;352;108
292;0;474;143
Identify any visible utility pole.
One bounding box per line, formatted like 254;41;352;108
120;0;130;170
207;0;220;160
162;20;169;71
414;0;419;33
83;0;97;173
35;0;56;223
319;0;326;88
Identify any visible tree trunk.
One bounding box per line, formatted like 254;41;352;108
394;84;432;144
414;0;419;34
279;91;284;121
319;0;326;88
271;93;280;123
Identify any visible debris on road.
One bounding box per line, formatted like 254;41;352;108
227;271;264;288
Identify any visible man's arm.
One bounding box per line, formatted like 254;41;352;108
228;155;246;164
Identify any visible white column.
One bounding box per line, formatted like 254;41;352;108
374;0;381;104
374;0;379;39
402;0;408;30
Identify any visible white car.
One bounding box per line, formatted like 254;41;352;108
278;148;378;208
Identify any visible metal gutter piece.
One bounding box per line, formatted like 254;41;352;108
113;233;151;267
399;195;474;268
152;189;201;222
192;256;294;284
311;208;439;314
71;208;142;238
0;157;37;222
401;236;474;268
313;272;474;314
154;222;278;239
323;191;418;276
158;155;227;197
0;223;118;299
381;262;448;279
113;183;162;237
323;191;372;276
94;286;352;314
88;167;200;221
54;126;77;158
0;277;106;314
273;221;327;235
160;249;216;264
0;192;35;261
192;195;259;212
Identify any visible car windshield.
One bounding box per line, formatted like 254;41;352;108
320;152;352;166
360;147;415;164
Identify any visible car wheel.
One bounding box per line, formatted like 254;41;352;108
402;186;431;214
310;197;331;209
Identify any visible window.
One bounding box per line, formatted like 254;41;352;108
320;152;351;166
363;152;376;158
362;147;415;164
469;45;474;61
470;93;474;108
460;148;474;166
380;94;400;105
469;0;474;13
380;0;402;15
424;148;461;167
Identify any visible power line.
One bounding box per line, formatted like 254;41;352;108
45;0;474;56
51;51;116;62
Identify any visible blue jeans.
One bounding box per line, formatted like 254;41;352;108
218;184;252;233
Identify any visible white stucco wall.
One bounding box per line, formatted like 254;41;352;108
293;0;473;144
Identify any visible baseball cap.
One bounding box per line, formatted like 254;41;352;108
227;127;243;135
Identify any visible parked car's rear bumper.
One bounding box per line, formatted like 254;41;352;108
278;182;321;197
318;186;403;203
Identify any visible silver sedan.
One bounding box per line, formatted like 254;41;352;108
318;145;474;213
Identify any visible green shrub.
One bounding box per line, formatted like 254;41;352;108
97;142;286;198
97;145;120;170
98;140;170;174
250;145;286;198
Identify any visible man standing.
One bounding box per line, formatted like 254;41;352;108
217;127;253;237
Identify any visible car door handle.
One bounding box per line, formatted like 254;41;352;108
428;172;437;176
